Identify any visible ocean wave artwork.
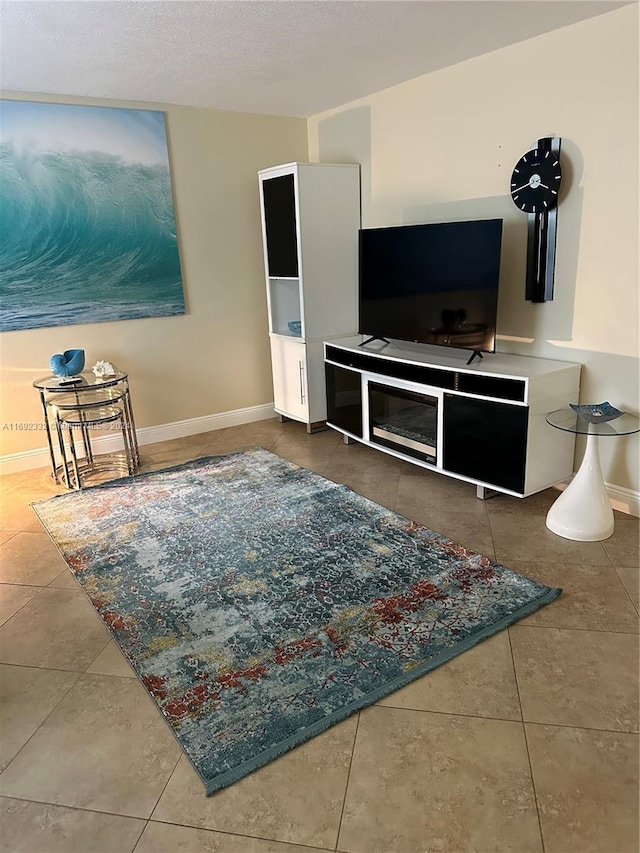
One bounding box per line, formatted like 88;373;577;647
0;100;185;332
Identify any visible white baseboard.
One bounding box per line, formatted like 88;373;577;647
604;483;640;518
0;402;276;476
3;408;638;519
553;480;639;518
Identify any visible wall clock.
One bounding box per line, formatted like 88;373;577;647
510;137;562;302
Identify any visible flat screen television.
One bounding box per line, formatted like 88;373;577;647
358;218;503;356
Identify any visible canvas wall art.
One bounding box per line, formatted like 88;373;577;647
0;100;185;332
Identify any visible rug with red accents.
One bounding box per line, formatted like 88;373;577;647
32;447;560;794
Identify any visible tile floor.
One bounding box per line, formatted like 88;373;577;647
0;418;638;853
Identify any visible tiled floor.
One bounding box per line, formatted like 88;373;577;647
0;418;638;853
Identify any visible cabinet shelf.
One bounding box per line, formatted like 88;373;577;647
271;331;304;341
267;277;302;338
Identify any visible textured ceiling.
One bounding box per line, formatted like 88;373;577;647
0;1;632;117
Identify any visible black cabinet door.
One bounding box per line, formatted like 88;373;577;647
262;174;299;277
443;394;528;493
325;363;363;437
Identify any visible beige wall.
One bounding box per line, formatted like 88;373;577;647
0;93;308;457
2;6;638;503
308;5;639;502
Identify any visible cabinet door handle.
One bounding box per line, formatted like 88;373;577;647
299;361;306;404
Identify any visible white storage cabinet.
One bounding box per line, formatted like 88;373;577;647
259;162;360;431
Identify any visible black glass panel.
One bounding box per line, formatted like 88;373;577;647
455;373;525;402
326;346;525;402
325;363;362;437
325;347;455;390
443;394;528;493
262;174;298;277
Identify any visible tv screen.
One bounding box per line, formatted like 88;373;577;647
358;219;503;354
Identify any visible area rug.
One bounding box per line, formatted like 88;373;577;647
32;447;560;795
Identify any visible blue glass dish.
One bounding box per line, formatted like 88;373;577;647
287;320;302;336
570;402;625;424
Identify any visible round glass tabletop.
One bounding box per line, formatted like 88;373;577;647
33;371;128;392
547;408;640;436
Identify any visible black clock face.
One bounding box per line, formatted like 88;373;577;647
510;148;562;213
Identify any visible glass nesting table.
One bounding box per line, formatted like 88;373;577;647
33;371;140;489
545;408;640;541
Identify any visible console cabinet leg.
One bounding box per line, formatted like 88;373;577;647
343;434;356;445
476;485;500;500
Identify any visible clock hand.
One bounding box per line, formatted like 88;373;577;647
511;181;532;193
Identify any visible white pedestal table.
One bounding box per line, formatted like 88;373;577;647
545;408;639;541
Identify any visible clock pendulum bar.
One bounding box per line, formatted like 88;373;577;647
525;137;561;303
526;206;555;301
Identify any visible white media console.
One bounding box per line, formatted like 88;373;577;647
324;337;581;498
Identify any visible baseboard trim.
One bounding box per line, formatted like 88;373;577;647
606;483;640;518
553;480;639;518
0;403;276;476
3;410;638;519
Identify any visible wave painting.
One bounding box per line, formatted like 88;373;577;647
0;101;185;332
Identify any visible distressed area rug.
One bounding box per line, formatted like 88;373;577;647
32;447;560;795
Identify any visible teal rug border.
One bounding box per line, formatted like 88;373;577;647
200;584;560;794
31;448;562;797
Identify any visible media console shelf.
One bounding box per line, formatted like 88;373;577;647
324;337;581;498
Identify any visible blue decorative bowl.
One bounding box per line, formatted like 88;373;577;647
570;402;625;424
49;349;85;377
287;320;302;336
